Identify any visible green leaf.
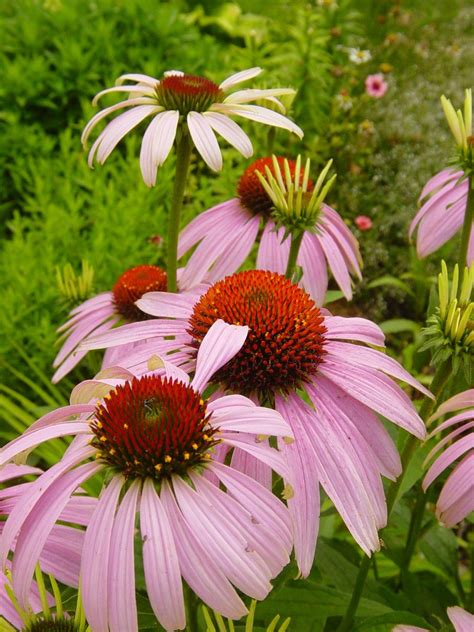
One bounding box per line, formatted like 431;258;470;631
367;276;414;296
419;524;458;578
354;611;432;631
380;319;421;335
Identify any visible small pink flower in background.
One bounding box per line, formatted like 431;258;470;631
355;215;373;230
423;389;474;526
1;321;293;632
365;73;388;98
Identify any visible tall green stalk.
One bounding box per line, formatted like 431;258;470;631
166;131;192;293
458;174;473;288
336;358;453;632
285;232;304;280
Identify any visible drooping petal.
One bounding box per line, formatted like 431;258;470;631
135;292;196;319
423;434;474;489
139;110;179;186
81;97;157;145
160;480;247;619
447;606;474;632
298;232;328;306
108;480;140;632
208;398;291;436
429;389;474;422
81;476;125;632
191;320;249;392
210;103;303;138
187;111;223;171
257;222;290;275
324;315;385;347
140;478;185;631
203;112;253;158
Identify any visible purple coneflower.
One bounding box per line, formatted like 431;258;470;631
2;321;293;631
178;156;362;304
410;89;473;265
365;73;388;98
83;67;302;184
423;389;473;526
82;270;429;574
0;464;95;628
52;263;206;382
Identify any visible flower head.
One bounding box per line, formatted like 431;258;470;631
2;322;293;631
348;48;371;64
365;73;388;98
177;155;362;304
52;263;203;383
82;270;429;573
423;389;474;526
83;67;303;185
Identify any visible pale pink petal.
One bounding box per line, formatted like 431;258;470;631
298;232;328;306
219;67;263;91
160;479;247;619
210;103;303;138
89;105;160;167
81;97;157;145
0;464;42;484
326;341;432;397
436;453;474;526
135;292;196;319
416;197;465;257
447;606;474;632
109;480;140;632
318;358;426;438
425;421;474;463
257;222;290;275
281;393;380;555
187;111;222;171
39;524;84;587
203;112;253;158
115;73;159;87
190;471;289;577
0;446;95;569
178;199;248;257
171;475;272;599
317;228;353;299
82;476;125;632
139;110;179;186
209;400;291;436
205;215;260;282
0;422;91;466
423;434;474;489
321;205;362;277
428;411;474;436
190;461;293;555
324;315;385;346
220;433;290;480
12;462;100;608
191;320;249;392
67;292;113;319
430;389;474;421
419;168;462;201
230;448;272;489
224;88;294;105
140;478;185;631
80;320;186;349
410;177;467;237
275;395;320;577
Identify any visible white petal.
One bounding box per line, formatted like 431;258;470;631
187;112;223;171
82;97;157;145
219;67;263;91
139;110;179;186
92;85;155;106
115;73;159;87
224;88;295;105
202;112;253;158
210;103;303;138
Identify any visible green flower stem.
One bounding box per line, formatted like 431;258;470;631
285;232;304;280
267;127;276;155
399;483;428;587
336;358;453;632
167;130;192;293
469;541;474;612
458;174;473;287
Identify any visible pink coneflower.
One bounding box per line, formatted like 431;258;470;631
178;156;362;304
82;270;429;574
2;321;293;631
355;215;373;231
52;263;205;382
83;67;302;184
365;73;388;98
0;464;95;628
423;389;473;526
410;169;472;263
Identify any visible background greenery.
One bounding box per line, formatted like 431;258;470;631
0;1;472;629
